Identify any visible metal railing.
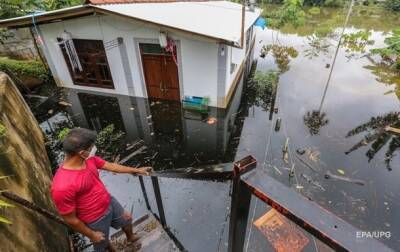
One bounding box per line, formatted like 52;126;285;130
132;156;393;252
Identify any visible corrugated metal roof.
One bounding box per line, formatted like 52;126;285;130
0;1;261;45
95;1;261;44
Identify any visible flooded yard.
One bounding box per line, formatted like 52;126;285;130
26;4;400;251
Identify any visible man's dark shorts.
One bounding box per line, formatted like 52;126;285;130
87;196;131;252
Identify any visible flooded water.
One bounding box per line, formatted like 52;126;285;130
27;4;400;251
239;4;400;251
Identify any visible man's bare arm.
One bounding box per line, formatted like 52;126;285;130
102;162;152;175
62;211;104;243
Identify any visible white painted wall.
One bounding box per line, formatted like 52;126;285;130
38;14;220;106
224;27;254;96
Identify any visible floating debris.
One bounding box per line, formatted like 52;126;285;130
206;117;218;125
129;107;135;110
119;146;147;164
289;164;295;177
275;117;282;131
337;169;345;175
272;165;282;175
324;170;365;186
58;101;72;107
385;126;400;134
305;148;320;163
295;154;319;173
296;148;305;155
301;173;325;191
282;137;289;164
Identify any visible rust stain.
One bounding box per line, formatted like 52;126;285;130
254;209;309;252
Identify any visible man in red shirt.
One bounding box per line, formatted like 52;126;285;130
51;128;152;252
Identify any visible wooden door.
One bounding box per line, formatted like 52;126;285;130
140;44;180;101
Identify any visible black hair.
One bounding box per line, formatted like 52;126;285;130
62;128;97;155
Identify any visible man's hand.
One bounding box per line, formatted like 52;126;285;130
90;230;105;243
135;167;153;175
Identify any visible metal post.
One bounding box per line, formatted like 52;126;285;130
228;156;257;252
151;176;167;228
138;176;151;210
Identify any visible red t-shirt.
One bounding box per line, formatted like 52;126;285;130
51;156;111;224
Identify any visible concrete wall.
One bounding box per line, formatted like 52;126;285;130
0;28;39;60
38;14;221;106
0;72;69;251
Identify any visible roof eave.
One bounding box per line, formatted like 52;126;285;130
0;3;260;46
0;5;95;29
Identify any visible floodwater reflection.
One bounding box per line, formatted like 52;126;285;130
37;75;244;171
345;112;400;171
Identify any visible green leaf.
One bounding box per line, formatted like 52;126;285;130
337;169;345;175
0;215;12;225
0;199;14;208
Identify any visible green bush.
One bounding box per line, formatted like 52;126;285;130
385;0;400;11
0;57;49;81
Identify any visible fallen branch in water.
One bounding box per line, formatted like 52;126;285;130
325;170;365;186
295;154;319;173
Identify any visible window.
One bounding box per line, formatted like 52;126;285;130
58;38;114;89
140;43;171;55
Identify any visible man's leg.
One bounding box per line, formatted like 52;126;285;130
87;208;113;252
106;242;116;252
110;197;141;243
122;222;141;242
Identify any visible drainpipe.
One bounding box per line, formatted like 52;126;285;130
239;0;245;49
29;27;49;70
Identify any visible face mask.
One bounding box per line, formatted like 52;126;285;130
86;145;97;159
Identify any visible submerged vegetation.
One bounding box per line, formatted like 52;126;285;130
370;29;400;71
342;30;375;54
304;35;332;58
247;70;279;111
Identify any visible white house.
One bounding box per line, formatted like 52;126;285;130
0;0;261;108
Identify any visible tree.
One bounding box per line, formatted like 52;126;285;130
0;0;83;19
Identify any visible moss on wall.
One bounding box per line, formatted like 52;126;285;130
0;72;69;251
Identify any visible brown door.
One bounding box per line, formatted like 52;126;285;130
140;44;180;101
